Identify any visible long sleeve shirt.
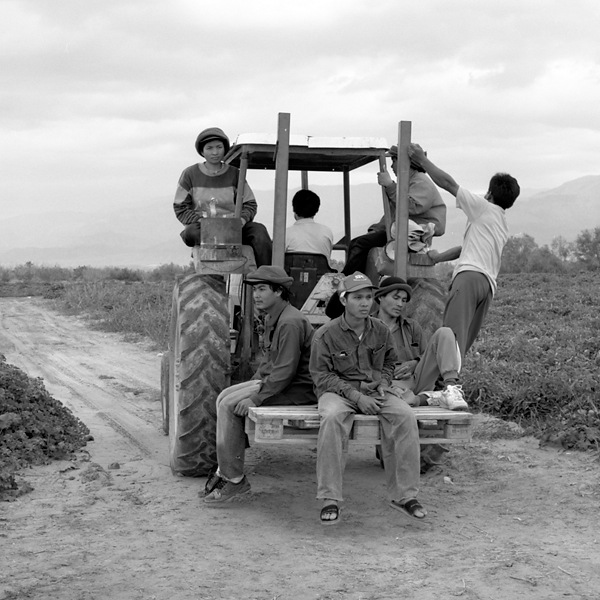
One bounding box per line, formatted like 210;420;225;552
173;163;257;225
310;315;397;406
370;169;447;236
249;303;314;405
387;315;426;364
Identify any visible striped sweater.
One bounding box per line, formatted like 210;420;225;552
173;163;258;225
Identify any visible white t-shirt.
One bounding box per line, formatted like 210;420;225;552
453;187;508;296
285;218;334;263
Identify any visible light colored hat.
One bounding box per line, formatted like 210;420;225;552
338;272;376;296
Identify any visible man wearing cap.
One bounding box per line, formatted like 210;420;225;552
310;272;425;524
374;276;467;411
341;144;446;275
173;126;273;267
204;265;316;504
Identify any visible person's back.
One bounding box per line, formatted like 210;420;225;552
285;189;334;263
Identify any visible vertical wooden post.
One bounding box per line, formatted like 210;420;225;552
234;153;248;219
272;112;291;268
394;121;411;279
301;171;309;189
343;170;351;261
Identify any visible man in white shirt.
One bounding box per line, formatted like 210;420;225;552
408;143;520;358
285;190;334;265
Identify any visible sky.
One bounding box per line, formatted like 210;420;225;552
2;0;600;227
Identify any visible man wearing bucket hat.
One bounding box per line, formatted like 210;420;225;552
204;266;316;504
173;127;273;267
341;144;447;276
374;276;467;411
310;272;425;524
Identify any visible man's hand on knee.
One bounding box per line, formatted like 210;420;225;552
357;394;383;415
233;397;257;417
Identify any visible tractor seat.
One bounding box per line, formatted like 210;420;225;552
284;253;336;310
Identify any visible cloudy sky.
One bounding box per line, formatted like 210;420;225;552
2;0;600;228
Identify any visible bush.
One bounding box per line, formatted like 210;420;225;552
462;272;600;449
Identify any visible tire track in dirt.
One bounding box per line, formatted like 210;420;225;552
0;297;168;466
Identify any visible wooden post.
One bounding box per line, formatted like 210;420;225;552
272;112;290;268
343;170;351;261
394;121;411;279
234;153;248;219
301;171;309;190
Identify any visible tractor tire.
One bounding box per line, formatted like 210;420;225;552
168;273;230;477
406;277;448;342
160;352;170;435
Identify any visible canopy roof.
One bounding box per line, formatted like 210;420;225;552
225;134;390;172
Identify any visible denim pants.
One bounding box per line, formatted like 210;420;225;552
316;392;420;503
216;379;315;480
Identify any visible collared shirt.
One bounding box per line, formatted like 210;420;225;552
285;218;334;263
387;315;425;364
250;302;314;405
310;314;397;404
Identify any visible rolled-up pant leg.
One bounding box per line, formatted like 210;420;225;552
378;393;420;503
316;393;356;501
215;380;261;480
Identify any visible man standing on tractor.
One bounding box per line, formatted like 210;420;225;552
407;143;520;359
173;127;273;267
204;265;316;504
341;145;446;275
310;272;425;525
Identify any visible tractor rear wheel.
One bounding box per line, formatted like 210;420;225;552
405;277;447;342
168;273;230;476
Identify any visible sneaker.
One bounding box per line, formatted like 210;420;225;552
203;466;221;496
203;476;251;504
440;384;469;411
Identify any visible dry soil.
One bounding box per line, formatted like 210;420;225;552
1;297;599;600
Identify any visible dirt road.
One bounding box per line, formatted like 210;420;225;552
1;297;599;600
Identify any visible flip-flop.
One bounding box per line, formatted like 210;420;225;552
320;503;341;526
389;498;427;519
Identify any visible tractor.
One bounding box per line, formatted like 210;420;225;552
161;113;450;477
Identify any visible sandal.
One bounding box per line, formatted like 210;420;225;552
320;503;341;526
389;498;427;519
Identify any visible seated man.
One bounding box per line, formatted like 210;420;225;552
173;127;273;267
374;276;468;411
341;144;446;275
310;272;426;524
204;266;316;504
285;189;334;265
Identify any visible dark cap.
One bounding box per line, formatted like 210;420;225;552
374;276;413;301
338;272;376;296
385;144;398;157
244;265;294;289
195;127;231;156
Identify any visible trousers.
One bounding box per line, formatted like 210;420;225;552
316;392;420;502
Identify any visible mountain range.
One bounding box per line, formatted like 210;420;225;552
1;175;599;268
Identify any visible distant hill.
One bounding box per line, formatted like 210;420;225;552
1;175;599;268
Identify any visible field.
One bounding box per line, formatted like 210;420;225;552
1;268;600;599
